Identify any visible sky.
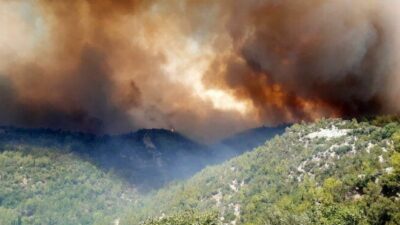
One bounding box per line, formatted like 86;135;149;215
0;0;399;142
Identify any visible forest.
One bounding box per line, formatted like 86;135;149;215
0;117;399;224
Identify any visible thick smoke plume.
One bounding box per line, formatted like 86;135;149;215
0;0;399;142
209;0;399;121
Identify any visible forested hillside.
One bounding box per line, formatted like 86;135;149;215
212;125;286;160
0;146;136;225
121;118;400;225
0;127;210;190
0;118;399;225
0;125;283;225
0;125;283;191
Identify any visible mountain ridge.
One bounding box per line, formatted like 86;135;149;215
120;118;400;225
1;118;398;224
0;125;284;191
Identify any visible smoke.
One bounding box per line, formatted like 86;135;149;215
204;0;400;121
0;0;399;142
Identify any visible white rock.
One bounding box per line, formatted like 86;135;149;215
385;167;394;174
229;180;239;192
306;127;350;139
379;155;384;163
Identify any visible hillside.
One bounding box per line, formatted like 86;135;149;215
0;126;283;191
0;146;136;225
0;118;398;225
0;127;209;190
121;118;400;225
212;125;287;160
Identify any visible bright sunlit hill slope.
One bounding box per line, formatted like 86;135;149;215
0;146;137;225
121;117;400;225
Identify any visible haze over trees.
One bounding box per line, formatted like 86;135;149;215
0;117;399;224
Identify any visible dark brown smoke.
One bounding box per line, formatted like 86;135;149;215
204;0;399;124
0;0;399;142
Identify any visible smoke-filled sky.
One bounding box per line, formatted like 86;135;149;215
1;0;399;142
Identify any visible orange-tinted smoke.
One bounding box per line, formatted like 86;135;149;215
204;0;398;124
0;0;259;142
0;0;150;133
1;0;399;142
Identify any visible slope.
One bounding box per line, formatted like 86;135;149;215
0;146;136;225
212;125;287;160
0;125;283;191
121;118;400;225
0;127;209;190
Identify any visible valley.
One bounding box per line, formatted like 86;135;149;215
0;118;399;224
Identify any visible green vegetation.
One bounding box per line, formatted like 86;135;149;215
0;127;210;190
0;118;399;225
121;118;400;225
137;211;219;225
0;146;136;225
